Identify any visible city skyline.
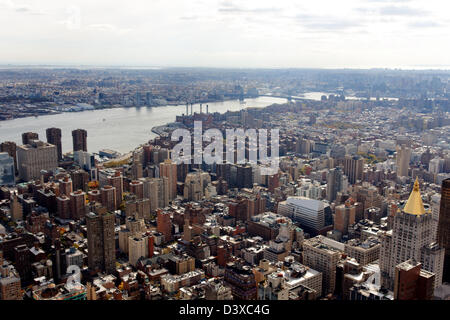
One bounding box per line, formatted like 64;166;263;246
1;0;450;307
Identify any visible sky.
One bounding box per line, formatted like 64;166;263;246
0;0;449;69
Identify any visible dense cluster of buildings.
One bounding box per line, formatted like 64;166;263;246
0;88;449;301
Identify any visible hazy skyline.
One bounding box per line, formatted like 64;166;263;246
1;0;449;69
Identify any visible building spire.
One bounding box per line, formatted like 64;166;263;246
403;177;426;215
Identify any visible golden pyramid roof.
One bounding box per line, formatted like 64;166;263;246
403;177;426;215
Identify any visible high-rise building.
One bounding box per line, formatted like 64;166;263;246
303;236;343;296
107;171;123;207
10;193;23;222
396;144;411;177
87;189;101;203
326;167;346;202
394;259;435;300
344;237;380;266
437;178;450;283
100;185;117;211
184;174;204;201
142;177;169;213
124;195;150;220
56;195;71;219
73;151;95;177
267;173;280;194
72;129;87;152
344;155;363;185
431;193;441;241
118;216;145;253
86;207;115;273
334;198;356;236
0;153;15;186
278;196;325;235
429;158;445;175
131;153;143;180
59;175;73;196
159;159;177;200
128;235;148;266
0;251;22;300
71;169;89;192
157;209;172;243
0;141;17;175
129;180;144;200
183;172;211;201
236;164;253;189
224;260;257;300
46;128;62;160
21;132;38;145
16;140;58;181
380;178;445;290
70;190;86;220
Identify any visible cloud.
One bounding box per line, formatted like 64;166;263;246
0;0;47;15
180;15;200;21
57;6;82;30
87;24;133;35
408;21;443;28
378;5;428;16
88;24;116;31
294;14;364;32
15;7;30;12
217;1;282;15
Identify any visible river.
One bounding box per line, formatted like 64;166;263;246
0;97;287;154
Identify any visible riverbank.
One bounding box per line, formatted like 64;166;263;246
0;97;254;122
0;96;288;154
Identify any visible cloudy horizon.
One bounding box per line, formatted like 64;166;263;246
1;0;449;69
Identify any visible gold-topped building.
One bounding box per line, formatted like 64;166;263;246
380;178;444;291
403;178;426;216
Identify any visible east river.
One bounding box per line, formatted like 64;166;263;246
0;97;288;154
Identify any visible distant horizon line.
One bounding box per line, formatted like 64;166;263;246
0;64;449;72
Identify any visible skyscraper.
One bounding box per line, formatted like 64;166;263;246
86;207;116;273
72;129;87;152
326;167;345;202
303;236;342;295
334;198;356;236
159;159;177;200
107;171;123;207
396;144;411;177
437;178;450;283
128;235;148;266
59;175;73;197
100;185;117;211
10;193;23;222
344;155;363;185
380;178;445;289
0;141;17;175
16;140;58;181
236;164;253;189
21;132;38;145
46;127;62;160
0;153;15;186
56;195;71;219
157;209;172;243
129;180;144;200
142;177;169;213
70;190;86;220
394;259;435;300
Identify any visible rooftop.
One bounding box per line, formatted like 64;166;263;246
403;178;426;216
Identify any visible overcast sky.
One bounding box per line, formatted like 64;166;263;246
0;0;449;69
